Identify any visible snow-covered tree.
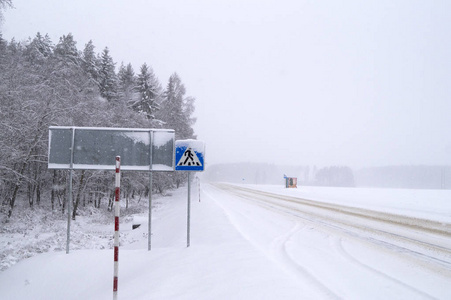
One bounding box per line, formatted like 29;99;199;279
0;33;104;217
133;63;161;121
0;33;7;62
0;0;12;10
24;32;53;65
0;46;53;216
0;0;12;9
54;33;79;66
98;47;118;101
6;37;23;55
159;73;196;139
0;0;13;25
117;62;136;106
81;40;100;86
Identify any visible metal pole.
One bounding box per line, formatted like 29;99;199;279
113;156;121;300
148;172;152;251
187;172;191;247
66;170;72;254
66;127;75;254
148;131;153;251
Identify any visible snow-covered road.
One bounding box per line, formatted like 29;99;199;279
209;183;451;299
1;183;450;299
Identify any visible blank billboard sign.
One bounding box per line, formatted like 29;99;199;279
48;127;174;171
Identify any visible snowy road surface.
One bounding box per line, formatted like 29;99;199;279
210;183;451;299
0;183;450;299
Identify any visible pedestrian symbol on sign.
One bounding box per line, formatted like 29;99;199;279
177;148;202;167
175;140;205;171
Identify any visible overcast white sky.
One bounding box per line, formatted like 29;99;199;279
2;0;451;168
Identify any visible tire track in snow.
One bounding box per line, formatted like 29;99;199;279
270;222;343;300
332;237;437;300
255;201;439;299
271;214;440;299
203;186;342;299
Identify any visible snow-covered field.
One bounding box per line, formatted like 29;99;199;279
1;183;450;299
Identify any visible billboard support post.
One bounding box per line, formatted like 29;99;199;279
66;127;75;254
148;131;153;251
66;169;72;254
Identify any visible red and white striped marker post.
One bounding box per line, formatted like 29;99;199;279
113;156;121;300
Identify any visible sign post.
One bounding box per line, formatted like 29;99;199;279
175;140;206;247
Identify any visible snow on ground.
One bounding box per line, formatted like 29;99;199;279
0;183;450;299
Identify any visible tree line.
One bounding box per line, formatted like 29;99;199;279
203;163;355;187
0;32;196;219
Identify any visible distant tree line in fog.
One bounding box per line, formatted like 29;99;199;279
203;163;356;187
314;166;354;187
0;32;196;218
355;166;451;189
204;163;451;190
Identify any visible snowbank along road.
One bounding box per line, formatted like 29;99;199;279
209;183;451;299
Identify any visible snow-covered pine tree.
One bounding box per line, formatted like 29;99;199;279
134;63;161;122
54;33;80;66
159;73;196;139
6;37;23;55
118;62;136;107
0;33;7;62
24;32;53;65
81;40;100;87
98;47;118;102
34;33;52;57
181;95;196;139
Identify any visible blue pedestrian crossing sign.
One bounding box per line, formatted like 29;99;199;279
175;140;205;171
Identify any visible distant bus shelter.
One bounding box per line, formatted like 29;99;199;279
285;177;297;188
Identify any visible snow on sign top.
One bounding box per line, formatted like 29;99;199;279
175;140;206;171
